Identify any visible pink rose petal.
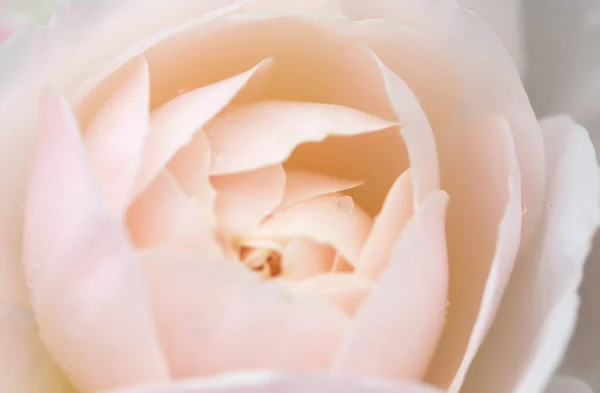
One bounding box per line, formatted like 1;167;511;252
72;0;252;112
448;116;522;393
141;250;350;378
280;170;364;209
357;168;414;279
0;306;75;393
289;273;376;316
370;51;439;204
23;88;169;392
235;0;344;14
332;191;449;381
343;0;544;241
207;101;397;176
257;194;373;264
127;171;222;258
461;117;600;393
211;165;286;234
131;59;272;199
84;57;150;218
167;130;215;210
101;372;446;393
282;238;336;281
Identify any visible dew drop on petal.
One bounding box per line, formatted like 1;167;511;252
336;195;354;212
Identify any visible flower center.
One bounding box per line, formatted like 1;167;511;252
235;238;285;278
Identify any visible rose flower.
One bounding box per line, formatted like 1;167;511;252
0;1;598;393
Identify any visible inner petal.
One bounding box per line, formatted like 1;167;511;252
205;101;396;176
211;165;286;234
289;273;376;316
256;193;373;265
280;170;364;209
126;171;222;258
135;14;409;216
282;238;337;281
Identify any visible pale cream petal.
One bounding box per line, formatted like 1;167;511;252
211;165;286;234
370;52;439;204
457;0;525;73
116;13;408;217
207;101;397;175
257;194;372;264
72;0;252;111
131;60;272;199
344;0;544;245
141;250;350;378
448;117;523;393
341;11;546;385
461;116;600;393
332;191;449;381
23;88;169;392
357;169;414;279
127;172;222;258
282;238;336;281
280;170;364;209
84;57;150;218
167;130;215;209
101;372;446;393
289;273;375;316
0;305;75;393
235;0;344;14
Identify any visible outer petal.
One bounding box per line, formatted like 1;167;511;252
100;373;445;393
524;3;600;388
84;57;150;218
461;116;600;393
0;305;75;393
0;27;71;393
343;0;543;246
457;0;525;73
341;6;545;383
559;233;600;389
211;165;286;234
236;0;344;14
131;60;272;199
141;250;350;378
332;191;449;381
448;117;523;392
23;89;169;392
206;101;397;175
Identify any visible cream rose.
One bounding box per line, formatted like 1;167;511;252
1;1;599;393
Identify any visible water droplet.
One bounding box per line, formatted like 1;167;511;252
521;206;528;215
336;195;354;212
177;88;188;96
